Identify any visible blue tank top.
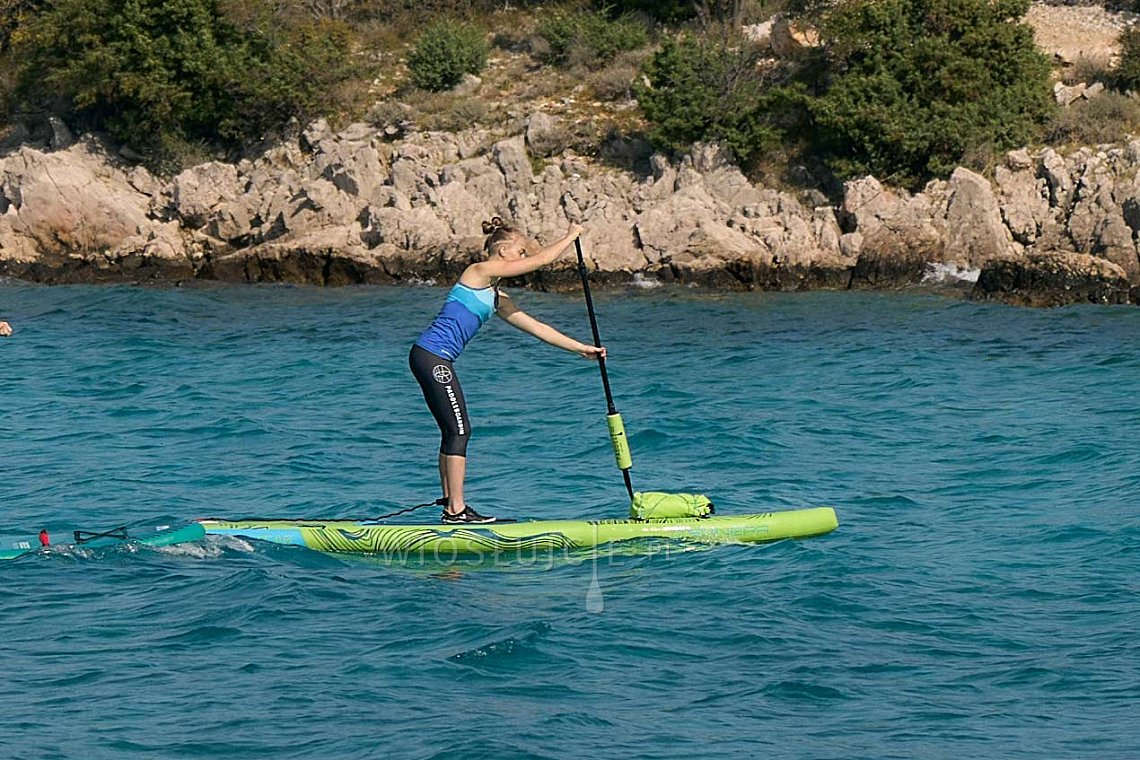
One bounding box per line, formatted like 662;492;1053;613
414;283;498;361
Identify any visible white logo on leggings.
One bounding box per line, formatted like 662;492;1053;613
446;384;466;434
432;365;453;384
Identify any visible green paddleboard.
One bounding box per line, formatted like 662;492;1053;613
198;507;838;560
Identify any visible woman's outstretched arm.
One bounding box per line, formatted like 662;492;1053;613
464;224;582;285
497;296;605;360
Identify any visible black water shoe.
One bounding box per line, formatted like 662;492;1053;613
441;506;496;524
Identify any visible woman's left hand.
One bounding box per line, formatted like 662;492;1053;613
578;344;606;360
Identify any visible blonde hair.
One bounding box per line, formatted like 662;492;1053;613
482;216;523;256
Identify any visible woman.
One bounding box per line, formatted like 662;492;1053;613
410;218;606;524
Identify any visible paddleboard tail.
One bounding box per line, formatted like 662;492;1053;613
1;522;206;561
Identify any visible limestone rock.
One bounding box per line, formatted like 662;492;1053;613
841;176;943;282
0;139;152;258
938;167;1018;268
743;20;774;50
451;74;481;97
48;117;74;151
995;156;1052;246
167;162;243;228
1054;82;1087;107
7;107;1140;301
1068;153;1140;280
770;15;820;57
525;112;569;158
973;251;1132;306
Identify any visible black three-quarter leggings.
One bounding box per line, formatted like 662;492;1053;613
409;344;471;456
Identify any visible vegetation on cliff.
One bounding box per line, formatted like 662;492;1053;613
807;0;1056;186
3;0;355;170
0;0;1136;187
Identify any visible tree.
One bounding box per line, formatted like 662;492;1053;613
407;20;489;91
1115;26;1140;92
0;0;42;51
808;0;1054;185
596;0;744;24
636;32;790;166
596;0;695;23
6;0;354;167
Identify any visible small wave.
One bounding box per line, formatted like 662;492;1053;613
763;679;849;702
203;534;260;555
538;711;617;729
630;272;662;289
157;624;243;644
421;738;558;760
158;538;232;559
449;621;552;667
923;262;980;284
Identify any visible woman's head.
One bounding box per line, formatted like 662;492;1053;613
482;217;530;260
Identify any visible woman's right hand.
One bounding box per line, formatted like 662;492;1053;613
565;223;583;241
0;321;11;337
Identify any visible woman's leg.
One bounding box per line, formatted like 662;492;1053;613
442;454;467;513
437;452;466;507
411;346;472;515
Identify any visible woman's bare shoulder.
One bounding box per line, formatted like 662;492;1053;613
458;262;491;288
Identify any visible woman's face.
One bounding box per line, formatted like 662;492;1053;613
495;233;534;260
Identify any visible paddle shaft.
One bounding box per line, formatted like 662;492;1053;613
577;249;618;413
575;239;634;500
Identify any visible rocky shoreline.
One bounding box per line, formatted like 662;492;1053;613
3;116;1140;307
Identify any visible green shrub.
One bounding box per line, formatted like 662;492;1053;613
1115;28;1140;91
594;0;695;23
808;0;1055;186
6;0;355;169
1046;91;1140;145
407;20;489;92
1062;55;1112;87
590;54;642;102
406;92;490;131
635;0;1051;184
225;18;357;143
535;10;648;69
598;0;766;25
635;34;791;166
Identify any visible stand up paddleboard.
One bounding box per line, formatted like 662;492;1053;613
0;523;206;561
198;508;837;559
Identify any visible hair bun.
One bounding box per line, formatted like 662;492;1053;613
482;216;505;235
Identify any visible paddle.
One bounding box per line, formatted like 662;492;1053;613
575;238;635;501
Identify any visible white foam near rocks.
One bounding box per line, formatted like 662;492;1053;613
923;262;981;285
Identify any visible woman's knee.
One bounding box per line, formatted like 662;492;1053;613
440;429;471;457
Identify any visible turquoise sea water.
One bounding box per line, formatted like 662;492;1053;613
1;282;1137;759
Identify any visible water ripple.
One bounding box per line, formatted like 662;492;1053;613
1;285;1138;759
